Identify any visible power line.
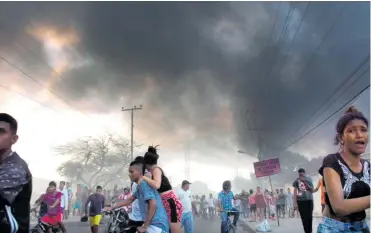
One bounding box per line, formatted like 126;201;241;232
245;2;282;133
265;2;283;47
286;56;370;145
0;55;116;131
277;2;295;43
0;55;77;109
283;4;346;85
259;2;296;102
269;2;312;79
250;3;295;148
284;83;370;150
262;2;295;81
0;84;61;112
0;27;75;90
271;4;346;147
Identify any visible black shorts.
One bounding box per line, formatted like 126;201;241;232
126;220;144;233
250;204;257;212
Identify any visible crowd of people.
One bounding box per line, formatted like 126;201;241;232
0;105;370;233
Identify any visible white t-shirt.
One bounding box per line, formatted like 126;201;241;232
176;188;193;213
207;198;215;208
129;182;143;221
234;199;241;207
59;188;69;209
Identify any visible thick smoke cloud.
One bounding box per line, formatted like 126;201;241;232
0;2;369;158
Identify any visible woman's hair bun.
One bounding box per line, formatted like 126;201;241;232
148;145;159;154
134;156;144;162
345;106;359;114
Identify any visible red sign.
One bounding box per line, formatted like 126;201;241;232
253;158;281;178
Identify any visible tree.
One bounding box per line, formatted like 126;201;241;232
56;134;141;189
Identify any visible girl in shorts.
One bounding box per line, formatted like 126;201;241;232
249;189;256;222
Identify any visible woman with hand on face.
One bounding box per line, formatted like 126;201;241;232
317;106;370;233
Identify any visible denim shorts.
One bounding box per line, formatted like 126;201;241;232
317;217;370;233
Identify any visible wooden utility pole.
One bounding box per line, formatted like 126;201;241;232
122;105;143;161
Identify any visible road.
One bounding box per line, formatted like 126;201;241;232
57;216;252;233
193;216;251;233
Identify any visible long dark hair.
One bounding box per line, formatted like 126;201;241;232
222;180;231;191
335;106;368;145
143;145;159;165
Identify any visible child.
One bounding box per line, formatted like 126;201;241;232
248;189;256;222
269;192;276;220
32;181;66;233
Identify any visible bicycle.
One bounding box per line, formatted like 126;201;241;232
30;209;63;233
220;210;239;233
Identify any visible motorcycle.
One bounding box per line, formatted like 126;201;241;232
104;207;134;233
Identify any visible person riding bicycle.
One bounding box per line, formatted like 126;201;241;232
34;187;49;222
32;181;66;233
30;187;51;231
35;187;50;218
218;180;240;233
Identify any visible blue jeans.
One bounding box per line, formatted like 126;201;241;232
181;212;194;233
221;208;239;233
317;217;370;233
241;205;249;218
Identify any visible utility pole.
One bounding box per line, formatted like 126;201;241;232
184;143;191;180
122;105;143;161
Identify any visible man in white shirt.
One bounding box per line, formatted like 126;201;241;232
59;181;70;220
207;194;216;220
233;195;241;211
176;180;196;233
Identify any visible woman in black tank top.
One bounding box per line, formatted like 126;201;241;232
317;106;370;233
142;146;183;233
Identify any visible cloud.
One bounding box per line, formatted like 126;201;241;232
0;2;369;164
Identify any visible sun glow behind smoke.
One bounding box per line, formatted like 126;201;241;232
26;24;90;90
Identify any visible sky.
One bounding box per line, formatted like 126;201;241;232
0;2;370;192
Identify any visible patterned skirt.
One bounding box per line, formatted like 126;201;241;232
317;217;370;233
160;190;183;223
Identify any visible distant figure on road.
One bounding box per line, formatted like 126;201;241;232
207;194;216;220
286;188;294;218
293;168;315;233
249;189;256;222
176;180;196;233
277;189;286;218
255;186;267;222
84;186;105;233
314;178;326;213
59;181;69;220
